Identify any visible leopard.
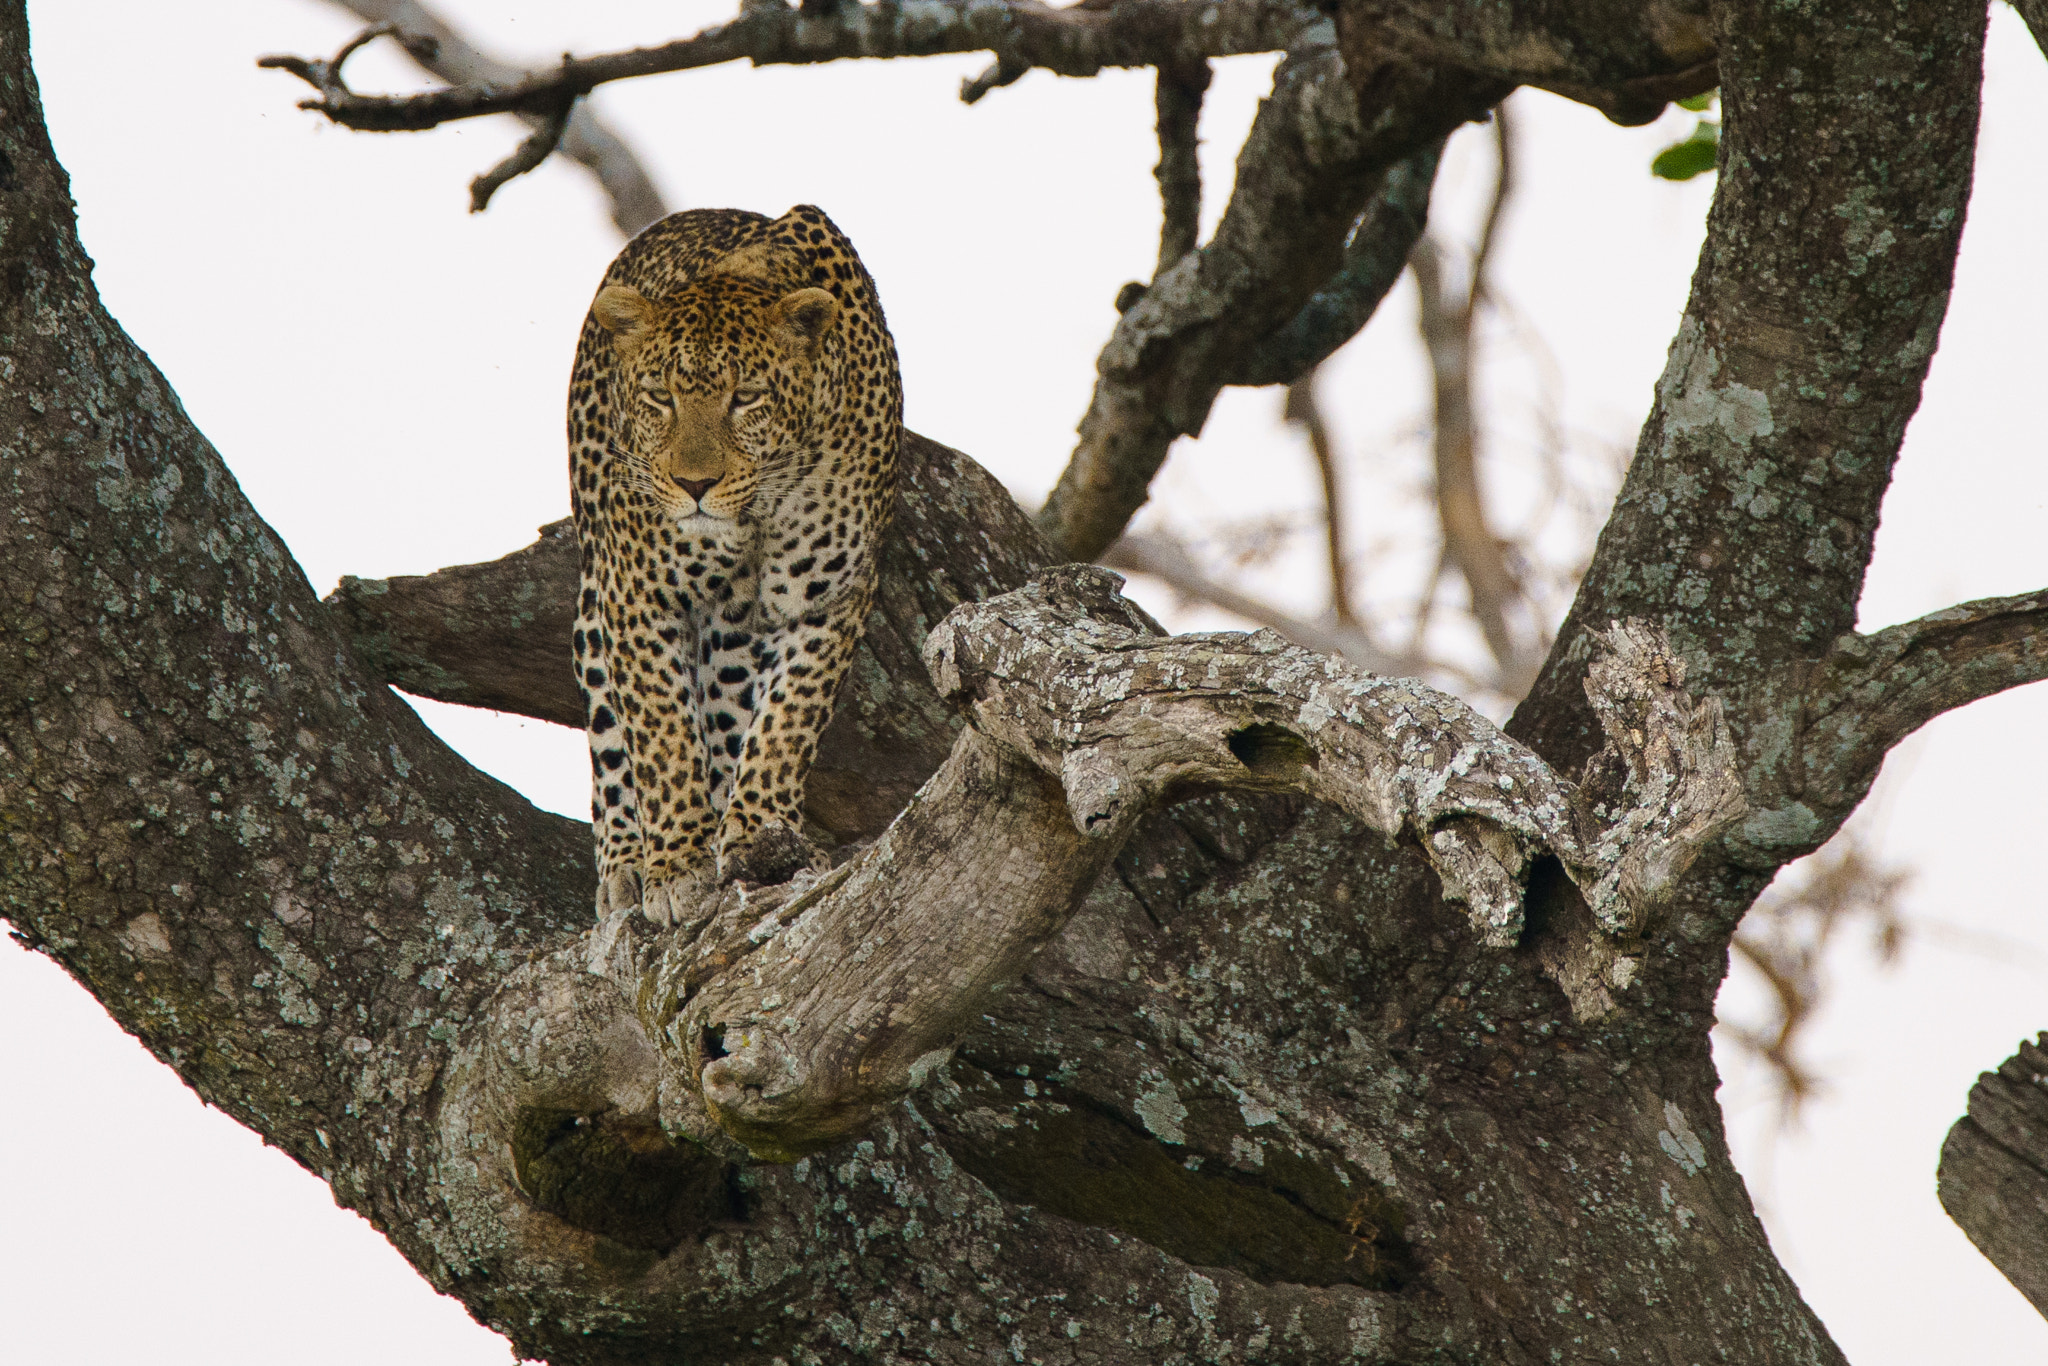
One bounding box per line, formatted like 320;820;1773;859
567;205;903;927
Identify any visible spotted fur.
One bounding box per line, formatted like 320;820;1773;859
568;206;903;924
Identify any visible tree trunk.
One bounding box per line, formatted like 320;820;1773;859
2;1;2033;1362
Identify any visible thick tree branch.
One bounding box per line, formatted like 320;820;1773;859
1227;136;1440;388
1038;47;1503;561
325;519;583;726
314;0;669;234
261;0;1325;131
1939;1033;2048;1319
1339;0;1718;125
1511;0;1986;898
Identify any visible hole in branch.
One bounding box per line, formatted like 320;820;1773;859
1226;723;1317;780
510;1107;741;1256
700;1024;730;1064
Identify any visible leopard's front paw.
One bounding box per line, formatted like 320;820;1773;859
717;819;828;889
641;865;718;929
596;867;642;921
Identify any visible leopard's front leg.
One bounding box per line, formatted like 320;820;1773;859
713;592;870;884
590;533;720;928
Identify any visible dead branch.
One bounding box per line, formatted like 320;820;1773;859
1037;49;1504;561
1152;59;1211;275
1283;372;1357;628
261;0;1325;132
314;0;668;234
1470;101;1516;296
468;99;572;213
1408;107;1535;688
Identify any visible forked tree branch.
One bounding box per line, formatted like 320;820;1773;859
1037;48;1502;561
1226;136;1441;388
313;0;669;233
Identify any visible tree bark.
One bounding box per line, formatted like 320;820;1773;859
3;1;2037;1363
1940;1035;2048;1318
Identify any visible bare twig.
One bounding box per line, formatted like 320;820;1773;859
468;99;572;213
1153;60;1211;275
313;0;669;234
262;0;1324;131
1470;102;1516;299
1409;107;1533;689
1282;373;1355;627
1101;530;1435;680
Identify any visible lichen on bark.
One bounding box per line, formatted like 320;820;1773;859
2;0;2039;1361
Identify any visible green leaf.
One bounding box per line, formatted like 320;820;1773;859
1651;121;1720;180
1675;90;1717;113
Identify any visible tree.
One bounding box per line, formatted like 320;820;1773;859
5;0;2047;1362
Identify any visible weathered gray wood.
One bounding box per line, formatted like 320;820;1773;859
1940;1035;2048;1319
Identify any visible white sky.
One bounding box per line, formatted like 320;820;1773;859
4;3;2046;1363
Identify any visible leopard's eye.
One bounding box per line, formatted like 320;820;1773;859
730;388;767;413
642;388;675;414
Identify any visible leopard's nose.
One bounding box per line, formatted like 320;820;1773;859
676;476;719;502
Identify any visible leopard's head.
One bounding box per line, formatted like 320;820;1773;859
592;258;838;525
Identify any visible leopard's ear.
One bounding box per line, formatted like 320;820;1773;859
772;287;838;355
592;285;655;349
